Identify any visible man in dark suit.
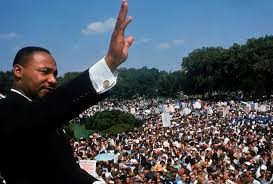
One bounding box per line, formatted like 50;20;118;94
0;0;134;183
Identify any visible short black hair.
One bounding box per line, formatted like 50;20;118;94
13;46;51;67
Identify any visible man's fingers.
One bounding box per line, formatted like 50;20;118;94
117;0;128;23
112;0;130;36
124;16;133;29
126;36;134;47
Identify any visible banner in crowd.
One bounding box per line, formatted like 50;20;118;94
218;106;229;117
79;160;97;176
161;112;171;127
181;107;191;116
130;107;136;114
174;102;180;109
260;105;267;112
207;107;213;115
193;101;201;109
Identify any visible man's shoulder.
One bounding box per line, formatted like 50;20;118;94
0;95;8;106
0;92;27;111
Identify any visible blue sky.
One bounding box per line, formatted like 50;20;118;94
1;0;273;75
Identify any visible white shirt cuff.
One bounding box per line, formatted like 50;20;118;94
93;181;106;184
88;57;117;94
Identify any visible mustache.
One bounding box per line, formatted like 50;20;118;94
41;86;56;91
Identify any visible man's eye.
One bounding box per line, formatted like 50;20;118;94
40;70;49;74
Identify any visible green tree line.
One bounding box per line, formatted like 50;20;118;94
182;35;273;98
1;35;273;99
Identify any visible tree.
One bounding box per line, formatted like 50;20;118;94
182;47;226;96
82;110;143;135
0;71;13;95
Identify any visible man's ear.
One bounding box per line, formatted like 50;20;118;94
13;64;23;79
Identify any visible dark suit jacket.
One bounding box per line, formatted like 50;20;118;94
0;71;107;184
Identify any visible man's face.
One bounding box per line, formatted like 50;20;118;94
181;174;187;181
223;172;229;180
190;174;196;181
18;51;58;98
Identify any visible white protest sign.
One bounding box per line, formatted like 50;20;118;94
260;105;267;112
79;160;97;176
174;102;180;109
130;107;136;114
161;112;171;127
254;103;259;110
181;108;191;116
155;108;160;114
193;101;201;109
207;107;213;115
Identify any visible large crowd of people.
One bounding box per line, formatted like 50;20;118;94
69;97;273;184
1;98;272;184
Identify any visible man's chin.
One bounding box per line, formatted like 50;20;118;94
39;89;52;97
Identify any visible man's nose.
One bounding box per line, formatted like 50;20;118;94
48;74;57;84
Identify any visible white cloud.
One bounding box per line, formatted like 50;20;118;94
172;39;184;45
139;38;151;43
157;43;170;49
134;38;152;45
0;32;17;39
155;39;184;49
81;18;116;35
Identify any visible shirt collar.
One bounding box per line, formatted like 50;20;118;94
10;88;32;101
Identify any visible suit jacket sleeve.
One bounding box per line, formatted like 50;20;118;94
5;70;108;132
